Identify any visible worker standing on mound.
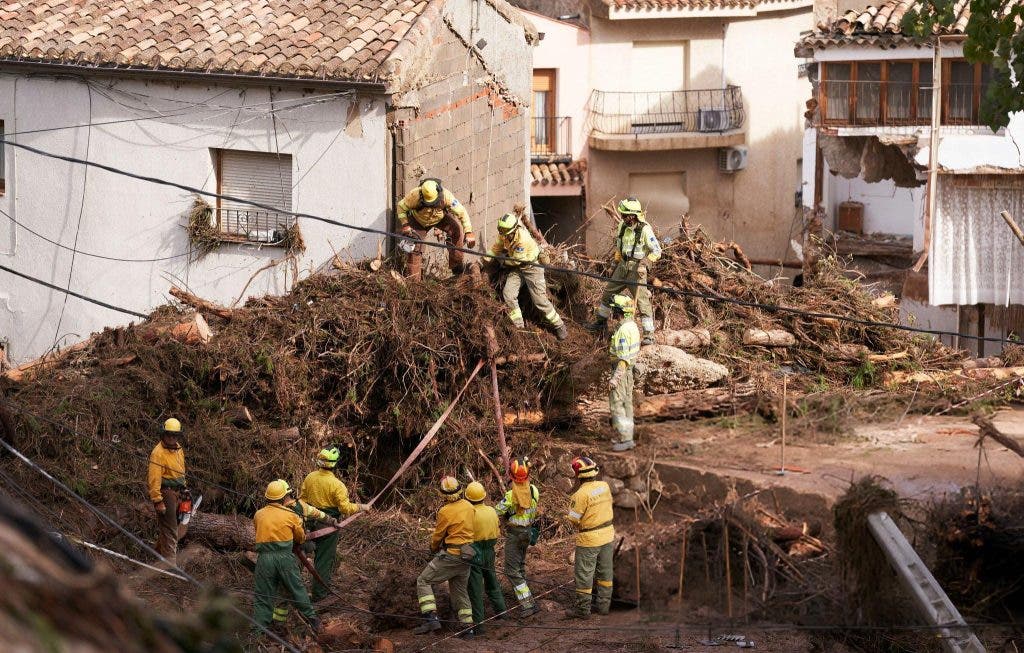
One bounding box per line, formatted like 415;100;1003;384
148;418;187;566
465;481;508;632
414;476;477;638
300;446;370;602
495;457;541;617
588;197;661;345
485;212;568;340
397;178;477;280
608;294;640;452
565;457;615;619
253;479;319;633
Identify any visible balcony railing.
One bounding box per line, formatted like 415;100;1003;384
820;80;983;127
215;206;294;244
589;87;745;135
531;116;572;160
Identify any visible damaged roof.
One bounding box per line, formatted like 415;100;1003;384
0;0;530;85
797;0;972;53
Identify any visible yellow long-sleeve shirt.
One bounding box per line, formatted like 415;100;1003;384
485;225;539;267
397;187;473;233
430;499;475;555
254;503;306;552
567;480;615;548
294;499;328;521
471;503;500;542
147;441;186;503
300;469;360;516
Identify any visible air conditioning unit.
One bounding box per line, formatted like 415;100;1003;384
719;146;748;173
697;108;729;132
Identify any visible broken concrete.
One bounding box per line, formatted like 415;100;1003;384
632;345;729;395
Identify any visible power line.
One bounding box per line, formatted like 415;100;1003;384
0;261;149;318
0;136;1018;346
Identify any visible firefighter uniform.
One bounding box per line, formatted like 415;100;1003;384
609;311;641;450
465;482;507;630
300;467;363;601
415;478;476;634
252;500;317;629
567;465;615;617
595;200;662;339
495;481;540;614
148;432;186;563
397;182;474;279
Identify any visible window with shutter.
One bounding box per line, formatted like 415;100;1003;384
215;149;294;243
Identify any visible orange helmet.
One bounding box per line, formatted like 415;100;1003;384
510;457;530;483
571;456;598;479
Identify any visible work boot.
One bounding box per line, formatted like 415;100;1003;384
413;613;442;634
585;317;607;334
519;604;540;618
611;440;636;452
458;627;476;640
555;323;569;341
563;608;590;620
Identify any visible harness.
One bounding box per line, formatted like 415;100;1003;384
617;220;645;260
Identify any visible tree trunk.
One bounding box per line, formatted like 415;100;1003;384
185;512;254;551
653;329;712;349
742;329;796;347
636;384;756;421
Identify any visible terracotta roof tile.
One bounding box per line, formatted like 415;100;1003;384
0;0;434;82
603;0;759;10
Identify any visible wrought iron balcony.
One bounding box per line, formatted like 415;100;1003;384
589;87;745;136
531;116;572;161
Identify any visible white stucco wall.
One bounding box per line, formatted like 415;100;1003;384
0;73;388;364
828;175;923;236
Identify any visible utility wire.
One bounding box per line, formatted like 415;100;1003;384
0;136;1016;347
0;261;149;318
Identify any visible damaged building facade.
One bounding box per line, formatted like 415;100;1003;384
797;0;1024;351
0;0;534;365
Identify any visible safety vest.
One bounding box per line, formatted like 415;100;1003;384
616;219;661;261
609;319;641;367
568;480;615;548
496;483;539;527
487;226;540;267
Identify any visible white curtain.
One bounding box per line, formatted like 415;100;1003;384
929;176;1024;306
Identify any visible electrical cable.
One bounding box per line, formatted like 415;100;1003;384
0;436;303;653
1;136;1017;346
0;261;149;318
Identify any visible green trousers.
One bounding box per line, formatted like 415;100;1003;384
503;525;536;608
468;539;507;626
416;552;474;624
609;364;635;444
598;260;655;333
502;264;564;328
573;542;614;615
310;507;341;601
253;548;316;626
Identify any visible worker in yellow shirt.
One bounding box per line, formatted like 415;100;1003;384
565;457;615;619
414;476;476;638
485;212;567;340
300;446;369;602
147;418;187;565
397;178;476;279
465;481;507;633
253;479;319;633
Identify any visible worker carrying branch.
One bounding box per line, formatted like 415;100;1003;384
495;456;541;618
484;212;568;340
608;294;640;451
397;178;477;280
253;479;319;633
589;197;661;344
300;446;369;602
414;475;477;638
565;456;615;619
148;417;187;566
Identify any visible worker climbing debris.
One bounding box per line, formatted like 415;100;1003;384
608;294;640;451
484;212;568;340
300;446;369;602
148;417;187;566
495;456;541;618
414;475;476;637
253;479;319;634
565;457;615;619
397;178;477;280
465;480;507;633
589;197;662;344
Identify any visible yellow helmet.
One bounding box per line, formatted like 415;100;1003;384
439;475;462;501
617;197;643;219
465;481;486;503
420;179;443;207
497;212;519;234
163;418;182;433
610;294;635;316
265;479;292;501
317;446;340;469
571;456;599;479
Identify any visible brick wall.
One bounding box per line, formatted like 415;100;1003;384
393;20;528;251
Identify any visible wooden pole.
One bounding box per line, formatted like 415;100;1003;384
778;375;787;475
742;533;750;619
916;37;943;273
1000;211;1024;248
677;528;688;610
723;518;733;618
484;325;511;473
635;544;642;620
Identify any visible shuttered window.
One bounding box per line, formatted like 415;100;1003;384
215;149;294;243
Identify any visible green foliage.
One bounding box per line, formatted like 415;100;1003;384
851;360;877;389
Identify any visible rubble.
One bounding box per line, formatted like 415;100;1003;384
633;345;729;394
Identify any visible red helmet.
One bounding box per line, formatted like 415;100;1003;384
510;457;530;482
571;456;598;479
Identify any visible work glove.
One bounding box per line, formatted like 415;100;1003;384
400;224;414;237
357;503;372;512
154;501;166;515
608;366;626;390
464;232;477;248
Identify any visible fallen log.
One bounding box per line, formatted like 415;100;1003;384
225;406;253;428
962;357;1004;371
653;328;712;349
2;340;91;383
886;367;1024;385
169;313;212;345
834;344;869;361
169;287;234;320
742;329;796;347
867;351;908;363
972;413;1024;459
493;353;547;366
185;511;254;551
636;383;756;421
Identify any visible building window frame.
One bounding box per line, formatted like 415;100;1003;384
212;148;295;245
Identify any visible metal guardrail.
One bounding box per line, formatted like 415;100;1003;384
820;81;981;126
589;87;745;135
215;207;293;243
531;116;572;159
